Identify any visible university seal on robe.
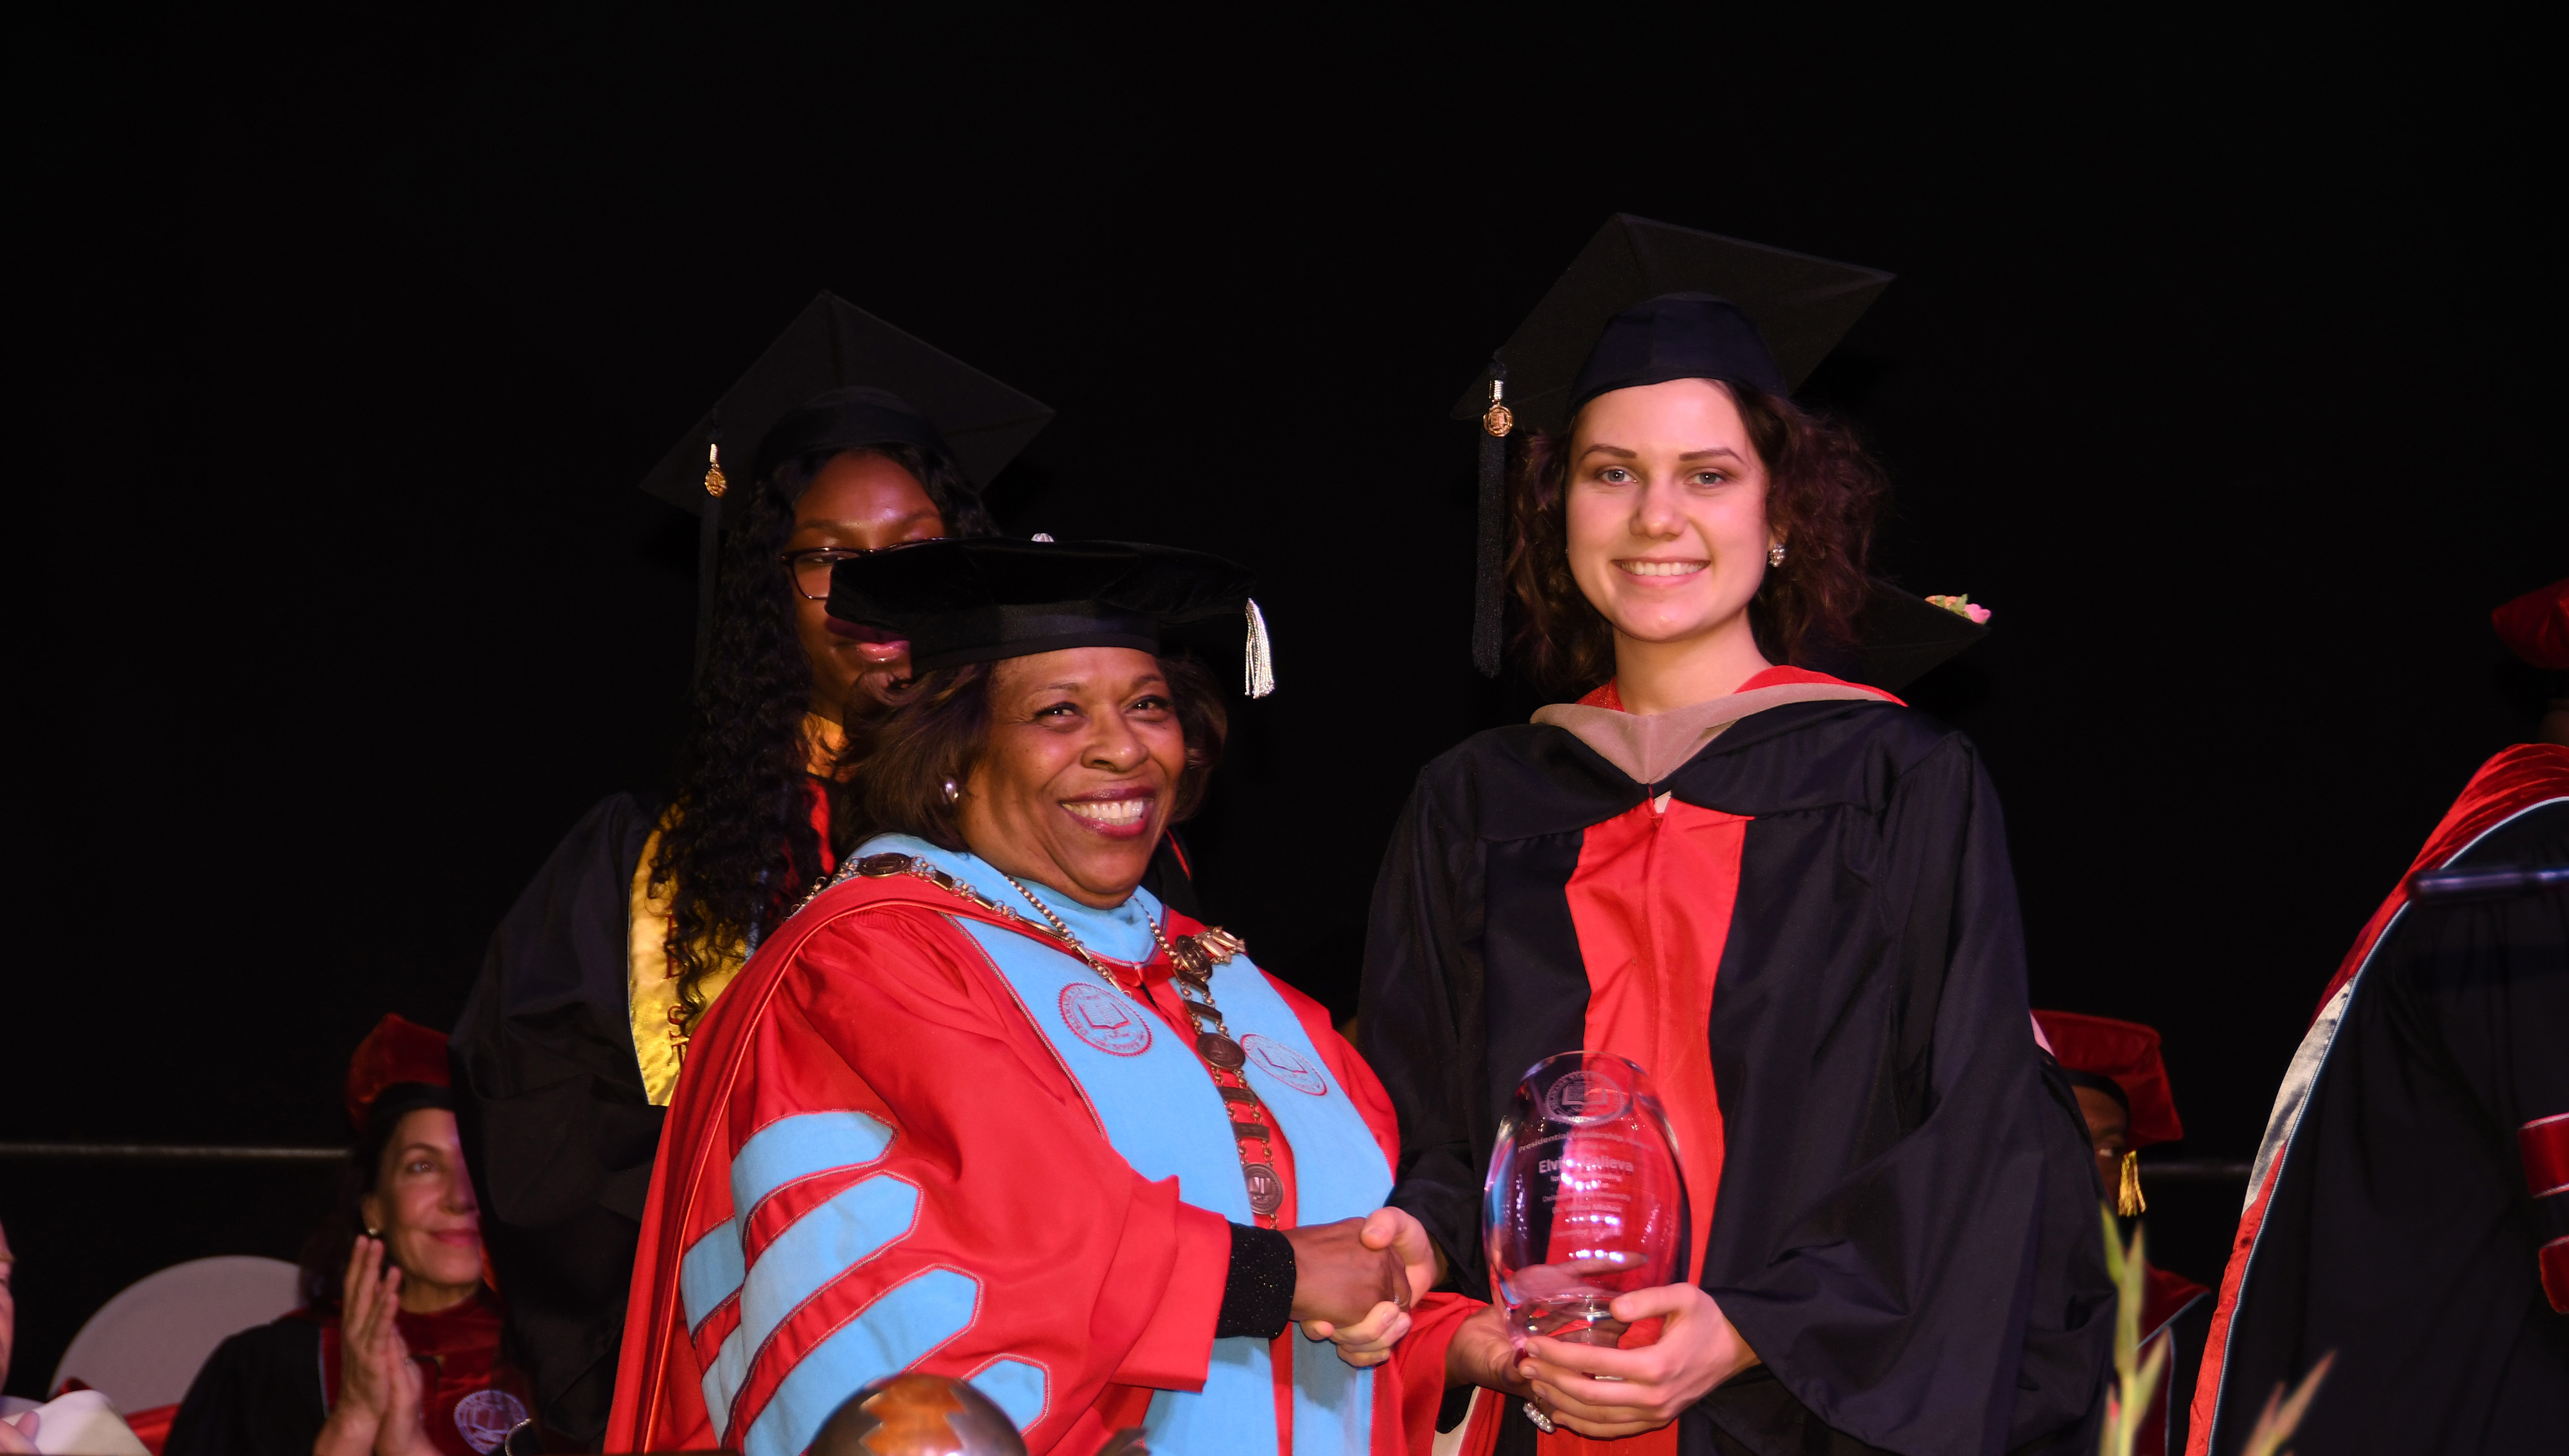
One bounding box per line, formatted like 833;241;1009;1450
1057;981;1152;1055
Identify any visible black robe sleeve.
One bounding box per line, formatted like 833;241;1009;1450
448;793;665;1447
1358;780;1492;1283
162;1320;325;1456
1696;733;2110;1456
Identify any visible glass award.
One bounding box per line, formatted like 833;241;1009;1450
1482;1051;1689;1347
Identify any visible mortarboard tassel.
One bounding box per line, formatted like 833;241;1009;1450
1243;598;1276;699
1473;360;1512;678
692;432;727;685
701;438;729;499
2117;1149;2146;1217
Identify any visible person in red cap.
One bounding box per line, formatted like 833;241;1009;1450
166;1017;533;1456
2033;1012;2210;1455
2491;576;2568;746
2184;584;2569;1455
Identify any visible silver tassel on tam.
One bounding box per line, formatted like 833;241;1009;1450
1243;598;1276;697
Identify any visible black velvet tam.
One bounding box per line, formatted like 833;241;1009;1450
828;538;1257;672
1452;213;1893;433
635;290;1053;513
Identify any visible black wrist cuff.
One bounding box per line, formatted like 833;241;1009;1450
1216;1222;1296;1340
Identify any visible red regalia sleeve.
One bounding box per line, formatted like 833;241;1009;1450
610;888;1234;1456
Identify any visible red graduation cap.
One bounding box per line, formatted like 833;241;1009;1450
2031;1010;2184;1149
344;1013;452;1132
2491;577;2569;671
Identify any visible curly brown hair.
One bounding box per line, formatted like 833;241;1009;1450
1505;380;1886;697
838;654;1229;850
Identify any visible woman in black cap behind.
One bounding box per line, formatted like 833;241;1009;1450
1360;290;2112;1453
449;380;1040;1446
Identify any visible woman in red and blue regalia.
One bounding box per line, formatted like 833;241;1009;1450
608;539;1485;1456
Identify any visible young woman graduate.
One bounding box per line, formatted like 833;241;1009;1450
168;1016;532;1456
449;296;1196;1445
609;539;1491;1456
1360;220;2114;1456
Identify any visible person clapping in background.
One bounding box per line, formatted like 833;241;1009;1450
167;1018;530;1456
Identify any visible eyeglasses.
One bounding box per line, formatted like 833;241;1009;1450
779;540;943;601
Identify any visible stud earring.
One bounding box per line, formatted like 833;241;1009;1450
1767;543;1787;567
942;779;961;805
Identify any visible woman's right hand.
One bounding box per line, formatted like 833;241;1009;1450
1283;1217;1410;1328
317;1238;434;1456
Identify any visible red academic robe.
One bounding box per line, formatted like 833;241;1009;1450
607;863;1475;1456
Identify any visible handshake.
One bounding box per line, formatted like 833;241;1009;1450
1284;1208;1441;1367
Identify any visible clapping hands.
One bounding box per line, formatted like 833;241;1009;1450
314;1238;439;1456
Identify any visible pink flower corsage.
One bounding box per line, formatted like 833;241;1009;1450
1926;593;1992;624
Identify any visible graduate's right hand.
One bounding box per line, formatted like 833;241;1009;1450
1284;1216;1410;1328
1;1408;39;1455
1514;1283;1758;1439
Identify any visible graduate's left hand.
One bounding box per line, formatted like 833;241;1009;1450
1516;1284;1759;1439
1300;1207;1439;1365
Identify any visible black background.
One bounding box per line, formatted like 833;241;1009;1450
6;5;2559;1400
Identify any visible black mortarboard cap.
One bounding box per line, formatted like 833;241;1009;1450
1451;215;1895;434
829;538;1276;694
637;292;1054;679
1455;218;1892;678
639;291;1053;511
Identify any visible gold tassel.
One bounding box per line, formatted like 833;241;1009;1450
703;440;728;498
1243;598;1275;698
2117;1149;2146;1216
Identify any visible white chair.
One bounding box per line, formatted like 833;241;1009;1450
50;1257;302;1413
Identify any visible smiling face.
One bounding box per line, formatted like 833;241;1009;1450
359;1107;484;1311
789;451;950;721
954;647;1190;909
1563;378;1780;708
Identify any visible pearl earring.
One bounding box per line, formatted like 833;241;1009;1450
1767;543;1787;567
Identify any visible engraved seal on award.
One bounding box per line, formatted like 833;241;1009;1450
1485;1051;1689;1349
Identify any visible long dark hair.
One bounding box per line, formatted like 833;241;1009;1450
839;655;1228;850
1505;380;1886;697
655;444;996;1019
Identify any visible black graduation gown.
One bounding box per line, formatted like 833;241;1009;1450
448;792;1205;1445
2187;773;2568;1454
162;1319;324;1456
1360;694;2112;1456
